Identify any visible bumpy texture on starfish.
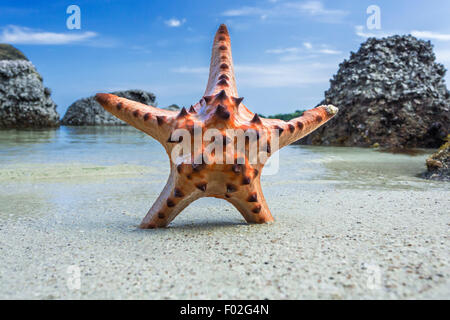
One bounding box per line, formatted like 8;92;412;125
95;24;338;228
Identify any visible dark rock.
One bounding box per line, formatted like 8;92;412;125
299;35;450;148
61;90;157;125
0;57;60;128
423;139;449;181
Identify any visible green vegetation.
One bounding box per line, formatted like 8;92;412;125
263;110;305;121
165;104;180;111
438;135;450;151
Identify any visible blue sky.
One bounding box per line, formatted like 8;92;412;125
1;0;450;116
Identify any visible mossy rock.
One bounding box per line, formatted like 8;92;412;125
424;137;450;181
0;44;28;61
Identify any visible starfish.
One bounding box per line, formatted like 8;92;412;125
95;24;338;229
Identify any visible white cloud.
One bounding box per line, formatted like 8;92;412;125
303;42;313;49
171;62;336;88
266;42;341;57
318;48;341;55
266;47;301;54
223;7;264;17
222;6;269;20
0;25;97;45
411;30;450;41
289;1;347;18
236;62;333;87
171;67;208;74
223;1;348;23
164;18;186;27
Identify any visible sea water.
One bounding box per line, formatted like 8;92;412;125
0;126;446;219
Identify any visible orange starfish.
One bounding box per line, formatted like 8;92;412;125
95;24;338;228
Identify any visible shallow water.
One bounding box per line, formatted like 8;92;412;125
0;126;446;219
1;127;449;300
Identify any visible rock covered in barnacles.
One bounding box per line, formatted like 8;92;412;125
0;44;60;128
300;35;450;148
61;90;156;125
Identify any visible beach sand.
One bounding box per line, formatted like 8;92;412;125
0;128;448;299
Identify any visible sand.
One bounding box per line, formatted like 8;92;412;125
0;187;448;299
0;129;448;299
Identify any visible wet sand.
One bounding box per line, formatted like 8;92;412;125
0;127;448;299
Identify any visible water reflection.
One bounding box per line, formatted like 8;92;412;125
0;126;165;165
0;128;58;145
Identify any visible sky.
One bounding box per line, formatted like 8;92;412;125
1;0;450;117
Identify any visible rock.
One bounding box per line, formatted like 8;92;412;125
61;90;157;125
0;48;60;128
0;44;28;61
423;138;449;181
299;35;450;148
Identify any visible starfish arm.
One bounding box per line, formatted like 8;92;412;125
139;169;202;228
204;24;238;97
270;105;339;149
223;177;274;224
95;93;177;143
